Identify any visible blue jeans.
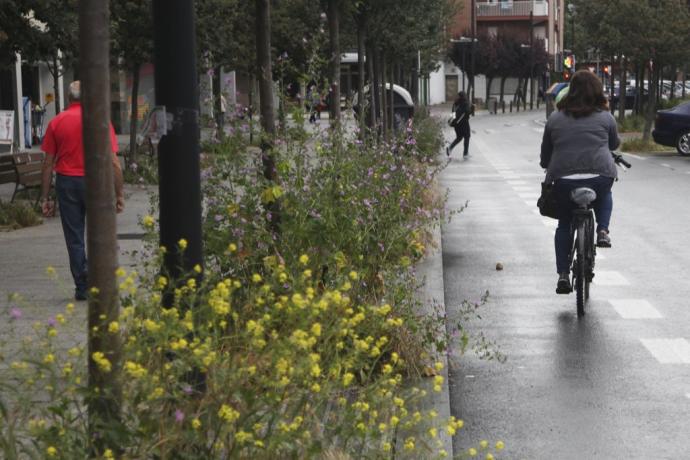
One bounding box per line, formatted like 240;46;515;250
554;176;614;273
56;174;87;295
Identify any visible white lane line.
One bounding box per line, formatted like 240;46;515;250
533;128;544;133
661;163;672;168
508;180;528;185
532;209;542;216
596;252;605;260
609;299;663;319
641;339;690;364
513;185;537;192
523;200;534;207
685;393;690;399
594;271;630;286
518;193;540;199
623;153;646;160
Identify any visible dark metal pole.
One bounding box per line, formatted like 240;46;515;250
152;0;203;297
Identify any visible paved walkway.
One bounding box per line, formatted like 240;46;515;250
0;182;152;347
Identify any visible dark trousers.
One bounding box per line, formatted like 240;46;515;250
554;176;614;273
449;124;470;155
56;174;87;295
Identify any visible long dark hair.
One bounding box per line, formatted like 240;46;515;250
557;70;608;118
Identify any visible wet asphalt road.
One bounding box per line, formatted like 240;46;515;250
440;108;690;459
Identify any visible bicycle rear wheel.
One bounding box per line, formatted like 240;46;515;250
575;221;587;317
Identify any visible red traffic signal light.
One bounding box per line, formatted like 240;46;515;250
563;70;572;81
603;65;611;76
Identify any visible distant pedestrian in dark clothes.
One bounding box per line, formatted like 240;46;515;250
447;91;471;158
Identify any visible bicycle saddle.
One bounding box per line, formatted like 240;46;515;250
570;187;597;206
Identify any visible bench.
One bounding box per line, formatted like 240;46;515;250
0;152;45;203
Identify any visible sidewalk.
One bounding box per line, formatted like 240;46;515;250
0;182;152;346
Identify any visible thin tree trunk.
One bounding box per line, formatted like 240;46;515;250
212;64;223;139
618;56;626;121
643;65;658;142
249;73;255;144
499;76;507;104
79;0;122;453
128;63;140;168
327;0;341;125
356;19;366;135
372;44;381;134
255;0;276;180
367;41;376;131
411;57;419;105
633;63;641;115
485;76;493;109
388;61;395;137
52;53;62;114
380;53;388;139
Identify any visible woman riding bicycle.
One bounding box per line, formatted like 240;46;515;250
540;70;621;294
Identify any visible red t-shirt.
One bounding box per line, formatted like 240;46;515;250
41;102;119;176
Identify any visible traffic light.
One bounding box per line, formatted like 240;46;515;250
563;55;574;70
563;70;572;81
603;65;611;76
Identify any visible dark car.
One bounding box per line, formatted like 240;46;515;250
652;101;690;155
610;86;647;111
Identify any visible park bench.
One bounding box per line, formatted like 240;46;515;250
0;152;45;203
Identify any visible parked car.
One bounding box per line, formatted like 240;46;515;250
652;101;690;155
610;86;647;110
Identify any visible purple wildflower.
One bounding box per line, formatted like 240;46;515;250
9;307;22;320
175;409;185;423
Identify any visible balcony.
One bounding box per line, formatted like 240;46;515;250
477;1;548;19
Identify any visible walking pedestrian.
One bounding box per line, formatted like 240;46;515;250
39;81;124;301
447;91;472;158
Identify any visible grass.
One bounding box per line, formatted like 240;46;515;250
617;114;646;133
0;200;42;230
620;137;673;153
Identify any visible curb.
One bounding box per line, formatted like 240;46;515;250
416;221;453;458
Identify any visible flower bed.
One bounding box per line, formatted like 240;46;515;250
1;115;504;458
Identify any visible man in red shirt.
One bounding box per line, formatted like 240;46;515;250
40;81;124;301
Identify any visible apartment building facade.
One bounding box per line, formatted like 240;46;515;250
427;0;565;104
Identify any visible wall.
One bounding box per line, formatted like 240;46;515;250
428;62;447;105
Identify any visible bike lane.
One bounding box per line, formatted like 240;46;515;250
439;109;690;459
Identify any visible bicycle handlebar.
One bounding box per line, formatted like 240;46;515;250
611;152;632;169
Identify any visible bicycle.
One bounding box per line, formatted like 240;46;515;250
568;152;631;317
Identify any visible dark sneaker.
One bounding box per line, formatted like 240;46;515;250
556;273;572;294
75;290;87;301
446;146;450;157
597;230;611;248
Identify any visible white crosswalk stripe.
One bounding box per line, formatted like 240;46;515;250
593;270;630;286
641;339;690;364
609;299;663;319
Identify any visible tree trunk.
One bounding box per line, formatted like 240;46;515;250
499;76;507;104
670;72;677;100
618;56;626;121
79;0;122;453
485;76;493;109
521;77;529;108
411;57;419;105
633;63;641;115
128;63;140;168
212;64;223;140
249;73;255;144
356;19;366;135
255;0;276;181
372;44;381;134
52;53;62;114
366;41;376;130
327;0;341;125
381;55;388;139
389;59;395;134
643;65;658;142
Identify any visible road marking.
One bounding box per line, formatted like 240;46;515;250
532;209;541;216
594;270;630;285
609;299;663;319
484;129;496;134
623;153;646;160
523;200;534;207
508;180;528;185
596;252;605;260
641;339;690;364
685;393;690;399
533;128;544;134
512;185;536;192
661;163;672;168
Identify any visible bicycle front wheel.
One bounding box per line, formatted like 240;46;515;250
575;220;587;317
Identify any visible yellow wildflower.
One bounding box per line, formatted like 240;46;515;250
192;418;201;429
92;352;112;372
108;321;120;333
178;238;188;250
299;254;309;265
46;446;57;457
43;354;55;364
218;404;240;423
